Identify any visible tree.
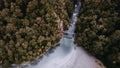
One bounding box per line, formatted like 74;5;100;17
75;0;120;68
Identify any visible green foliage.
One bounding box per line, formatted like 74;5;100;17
0;0;75;67
75;0;120;68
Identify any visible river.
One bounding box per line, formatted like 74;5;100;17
7;0;105;68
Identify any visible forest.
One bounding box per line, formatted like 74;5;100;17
0;0;119;68
0;0;75;67
75;0;120;68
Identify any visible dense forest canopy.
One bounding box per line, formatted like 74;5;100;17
75;0;120;68
0;0;76;67
0;0;120;68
